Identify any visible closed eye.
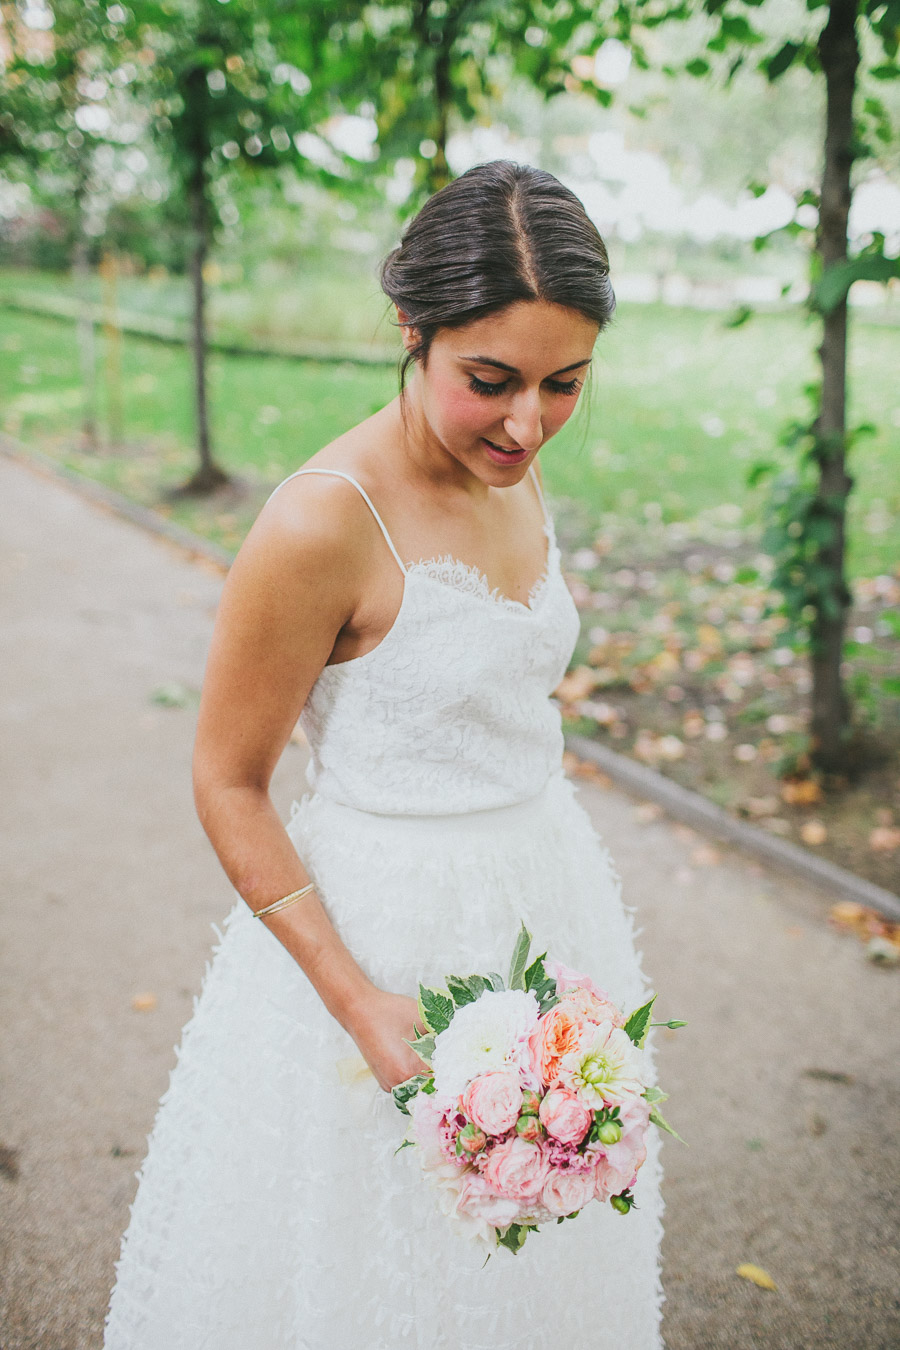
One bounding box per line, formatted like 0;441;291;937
468;373;584;398
468;374;509;397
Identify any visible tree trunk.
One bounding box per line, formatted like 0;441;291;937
810;0;858;770
183;65;228;494
72;232;98;452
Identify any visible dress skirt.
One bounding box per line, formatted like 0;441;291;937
104;773;665;1350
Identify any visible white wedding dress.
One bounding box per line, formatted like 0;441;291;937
104;467;664;1350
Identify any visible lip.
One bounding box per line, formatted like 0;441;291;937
482;438;530;466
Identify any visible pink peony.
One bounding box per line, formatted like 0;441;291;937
558;986;626;1028
455;1171;522;1228
601;1096;650;1177
460;1070;523;1136
592;1152;637;1203
538;1088;592;1146
482;1137;551;1204
528;1003;592;1089
541;1167;597;1218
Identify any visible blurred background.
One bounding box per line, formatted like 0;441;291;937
1;0;898;897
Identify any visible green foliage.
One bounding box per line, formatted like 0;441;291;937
497;1222;530;1254
623;995;657;1049
524;954;559;1014
507;923;532;993
649;1103;686;1144
417;985;454;1036
391;1072;433;1115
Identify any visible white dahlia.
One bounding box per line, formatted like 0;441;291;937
559;1019;645;1109
431;989;540;1101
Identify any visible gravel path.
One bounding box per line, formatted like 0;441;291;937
1;453;897;1350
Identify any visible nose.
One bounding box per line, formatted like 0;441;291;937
503;390;543;452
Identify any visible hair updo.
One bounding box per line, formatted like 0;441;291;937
380;160;615;387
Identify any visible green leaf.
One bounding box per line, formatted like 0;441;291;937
497;1222;530;1253
643;1085;669;1104
649;1104;687;1144
524;953;549;991
405;1032;436;1064
391;1072;431;1115
508;924;533;991
724;303;753;328
418;984;454;1035
484;972;506;992
394;1138;414;1154
446;976;477;1008
685;57;710;77
812;251;900;312
765;40;801;81
623;994;657;1048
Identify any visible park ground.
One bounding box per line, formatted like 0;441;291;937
1;452;899;1349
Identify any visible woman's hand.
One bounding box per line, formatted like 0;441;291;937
347;989;428;1093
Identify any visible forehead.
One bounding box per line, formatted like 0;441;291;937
435;300;599;371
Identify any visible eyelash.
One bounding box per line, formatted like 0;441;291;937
468;374;583;398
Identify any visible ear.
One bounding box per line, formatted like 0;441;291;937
395;306;420;353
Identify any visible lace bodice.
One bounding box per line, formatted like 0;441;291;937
277;468;580;816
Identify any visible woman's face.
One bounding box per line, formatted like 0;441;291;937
403;299;599;487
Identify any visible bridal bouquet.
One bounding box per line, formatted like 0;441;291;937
392;925;684;1253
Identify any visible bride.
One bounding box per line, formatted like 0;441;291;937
105;160;664;1349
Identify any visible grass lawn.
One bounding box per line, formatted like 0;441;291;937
1;296;898;573
2;293;898;891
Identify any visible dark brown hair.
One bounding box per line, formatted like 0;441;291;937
380;160;615;387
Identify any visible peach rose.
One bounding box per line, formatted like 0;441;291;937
482;1137;551;1204
559;986;626;1028
541;1168;597;1218
460;1070;523;1137
529;1004;590;1088
538;1088;592;1146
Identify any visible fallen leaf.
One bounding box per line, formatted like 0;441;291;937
150;683;199;709
744;796;779;818
807;1111;828;1137
736;1263;777;1291
555;666;601;704
781;779;823;806
635;803;663;824
800;820;828;846
867;936;900;966
131;993;158;1013
690;844;721;866
802;1068;854;1084
869;826;900;853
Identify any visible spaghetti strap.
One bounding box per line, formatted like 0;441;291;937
528;463;552;530
268;468;407;576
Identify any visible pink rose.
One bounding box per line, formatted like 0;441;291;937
455;1171;521;1228
482;1137;551;1203
545;959;610;1000
541;1167;597;1218
538;1088;592;1146
460;1070;523;1136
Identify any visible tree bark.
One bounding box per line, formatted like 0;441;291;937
72;226;98;452
183;65;228;494
810;0;858;770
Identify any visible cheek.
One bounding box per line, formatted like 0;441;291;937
427;376;494;433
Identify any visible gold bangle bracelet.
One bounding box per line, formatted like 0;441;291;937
253;882;316;920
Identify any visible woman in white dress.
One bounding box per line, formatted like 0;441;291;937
105;160;664;1349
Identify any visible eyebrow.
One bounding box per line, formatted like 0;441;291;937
459;355;593;377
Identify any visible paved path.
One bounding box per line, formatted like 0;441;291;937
1;453;898;1350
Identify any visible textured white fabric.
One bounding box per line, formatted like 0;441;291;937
104;473;664;1350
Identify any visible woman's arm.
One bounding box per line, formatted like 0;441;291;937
192;476;424;1091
